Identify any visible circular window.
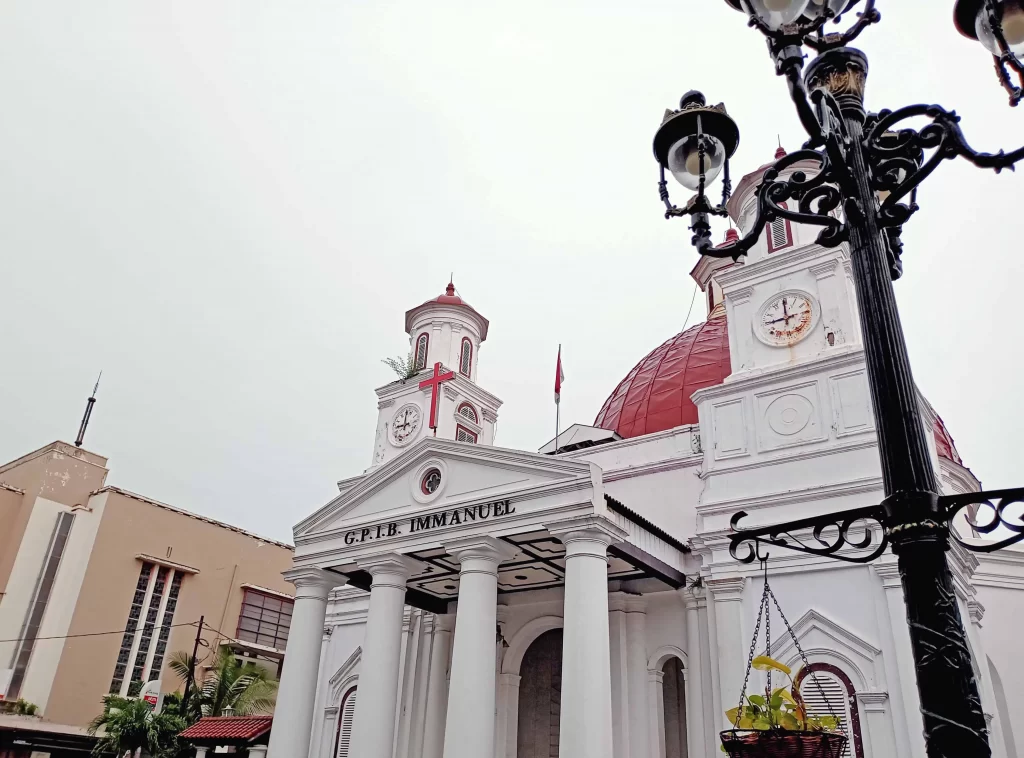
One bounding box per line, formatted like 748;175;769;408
420;468;442;495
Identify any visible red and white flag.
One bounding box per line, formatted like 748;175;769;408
554;345;565;405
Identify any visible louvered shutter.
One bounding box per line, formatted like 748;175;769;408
336;688;357;758
456;426;478;443
768;217;791;251
415;335;429;370
458;404;477;423
460;339;472;375
799;671;852;758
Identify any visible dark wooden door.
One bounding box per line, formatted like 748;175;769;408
517;629;563;758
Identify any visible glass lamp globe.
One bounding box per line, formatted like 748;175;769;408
668;134;726;191
976;0;1024;56
801;0;855;22
748;0;812;29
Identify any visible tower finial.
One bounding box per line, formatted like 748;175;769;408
75;372;101;448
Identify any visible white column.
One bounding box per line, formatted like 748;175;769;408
548;517;628;758
319;706;340;758
266;568;339;758
248;747;268;758
441;536;517;758
495;672;522;758
682;586;708;758
349;554;422;758
422;613;455;758
873;562;926;758
706;577;746;734
625;595;651;758
608;592;631;758
193;749;208;758
649;667;667;758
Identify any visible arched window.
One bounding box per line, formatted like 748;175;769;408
795;663;864;758
457;403;478;424
459;338;473;376
414;333;430;371
767;202;794;253
662;657;689;758
334;686;357;758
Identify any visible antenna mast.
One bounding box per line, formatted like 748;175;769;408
75;372;102;448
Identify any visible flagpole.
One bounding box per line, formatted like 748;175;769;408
554;344;561;454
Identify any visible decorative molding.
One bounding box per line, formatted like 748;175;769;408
809;259;839;279
482;408;498;424
855;690;889;712
378;398;396;410
872;561;903;589
705;576;745;601
967;599;985;625
328;646;362;702
443;384;459;401
730;286;755;306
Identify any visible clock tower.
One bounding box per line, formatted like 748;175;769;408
369;281;502;469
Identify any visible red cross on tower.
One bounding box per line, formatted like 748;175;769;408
419;362;455;433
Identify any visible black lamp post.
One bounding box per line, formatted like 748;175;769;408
653;3;1024;757
955;0;1024;105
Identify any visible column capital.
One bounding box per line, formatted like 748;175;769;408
283;567;343;599
357;553;422;589
681;583;707;609
647;668;666;684
705;576;745;602
432;612;456;633
967;598;985;625
546;516;628;559
443;535;518;575
872;560;903;588
624;594;647;614
608;591;629;613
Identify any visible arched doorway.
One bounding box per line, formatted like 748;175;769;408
517;628;563;758
662;657;688;758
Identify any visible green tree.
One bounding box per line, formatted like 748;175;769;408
88;695;186;758
168;646;278;719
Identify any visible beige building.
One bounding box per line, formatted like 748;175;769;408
0;440;294;733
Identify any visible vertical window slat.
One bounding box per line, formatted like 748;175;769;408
335;688;357;758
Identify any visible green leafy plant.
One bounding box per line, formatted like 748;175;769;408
168;646;278;718
88;694;186;758
725;656;841;733
0;698;40;716
382;352;420;380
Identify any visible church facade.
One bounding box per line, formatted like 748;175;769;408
265;151;1024;758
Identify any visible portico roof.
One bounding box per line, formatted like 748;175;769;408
292;438;691;614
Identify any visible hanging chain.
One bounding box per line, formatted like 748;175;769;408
730;558;848;748
767;582;847;740
736;576;771;718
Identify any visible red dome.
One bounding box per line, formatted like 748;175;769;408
595;307;967;466
595;307;730;438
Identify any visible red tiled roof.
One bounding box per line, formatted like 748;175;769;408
179;716;273;741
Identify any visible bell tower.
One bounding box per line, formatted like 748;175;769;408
368;281;502;468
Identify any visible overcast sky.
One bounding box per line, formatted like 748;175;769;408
1;1;1020;543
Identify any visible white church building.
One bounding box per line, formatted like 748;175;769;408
263;149;1024;758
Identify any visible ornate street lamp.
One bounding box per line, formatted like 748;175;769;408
654;3;1024;757
955;0;1024;105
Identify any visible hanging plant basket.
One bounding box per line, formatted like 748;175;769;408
720;729;848;758
717;559;849;758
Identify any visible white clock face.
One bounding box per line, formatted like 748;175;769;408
390;404;422;446
757;292;816;346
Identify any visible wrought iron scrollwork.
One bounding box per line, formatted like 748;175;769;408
728;487;1024;564
728;505;889;564
943;487;1024;553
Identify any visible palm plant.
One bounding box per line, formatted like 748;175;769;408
88;695;186;758
168;646;278;718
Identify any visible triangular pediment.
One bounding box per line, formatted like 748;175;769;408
295;438;595;538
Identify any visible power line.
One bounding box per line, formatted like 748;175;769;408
0;619;201;645
682;280;700;330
